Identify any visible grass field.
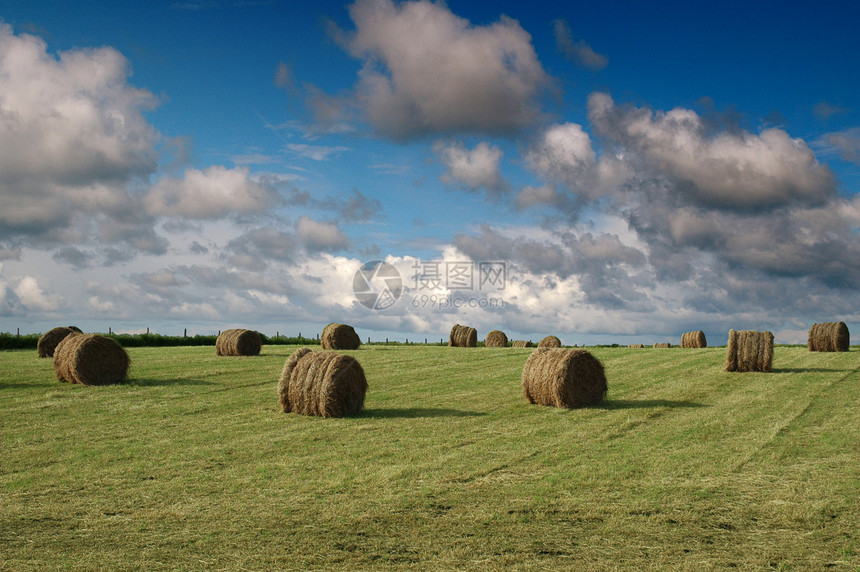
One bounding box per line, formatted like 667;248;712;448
2;345;858;570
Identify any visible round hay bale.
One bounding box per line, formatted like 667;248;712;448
215;328;262;356
521;348;607;408
627;344;644;349
277;348;367;417
512;340;534;348
320;323;361;350
449;324;477;347
52;333;130;385
538;335;562;349
37;327;78;358
485;330;508;348
653;342;672;349
807;322;849;352
681;331;707;348
725;329;774;372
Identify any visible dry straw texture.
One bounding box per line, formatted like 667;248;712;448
653;342;672;349
37;326;79;358
522;348;607;408
52;333;130;386
725;329;774;372
449;324;477;347
320;323;361;350
512;340;534;348
681;331;707;348
538;335;562;349
627;344;644;349
485;330;508;348
215;329;262;356
277;348;367;417
807;322;849;352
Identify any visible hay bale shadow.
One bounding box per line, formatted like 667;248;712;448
771;367;854;374
358;407;486;419
129;378;216;387
592;399;707;410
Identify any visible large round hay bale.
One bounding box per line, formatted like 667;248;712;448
277;348;367;417
521;348;607;408
449;324;477;347
485;330;508;348
681;330;707;348
627;344;644;349
538;335;562;349
320;323;361;350
512;340;534;348
725;329;774;372
653;342;671;349
216;328;262;356
807;322;849;352
52;333;130;385
37;327;78;358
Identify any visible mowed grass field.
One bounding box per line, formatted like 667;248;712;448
2;344;858;571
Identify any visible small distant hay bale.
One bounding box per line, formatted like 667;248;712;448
538;335;562;349
485;330;508;348
522;348;607;408
681;331;707;348
512;340;534;348
653;342;672;349
216;328;262;356
37;327;79;358
449;324;477;347
320;323;361;350
52;333;130;386
807;322;849;352
627;344;644;349
277;348;367;417
725;329;774;372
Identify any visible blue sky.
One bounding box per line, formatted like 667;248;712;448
1;0;859;345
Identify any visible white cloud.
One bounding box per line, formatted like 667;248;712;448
554;19;607;71
515;185;566;210
335;0;550;139
168;301;219;320
525;122;628;206
0;24;159;240
143;166;280;219
295;216;350;252
435;141;507;192
285;143;350;161
587;92;836;209
14;275;64;311
88;295;117;313
818;127;860;164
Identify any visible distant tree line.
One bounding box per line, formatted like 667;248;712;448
0;332;320;350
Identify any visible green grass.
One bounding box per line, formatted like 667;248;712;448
2;345;858;570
